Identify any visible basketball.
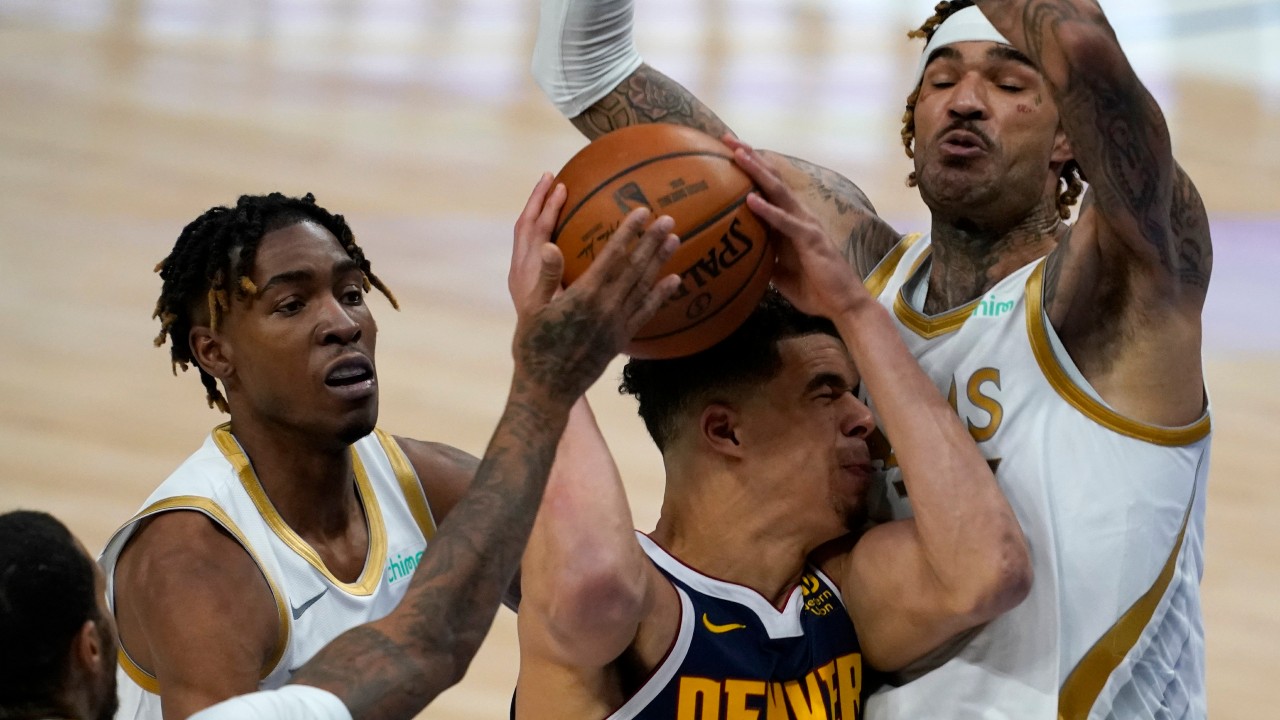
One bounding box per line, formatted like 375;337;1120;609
552;124;774;359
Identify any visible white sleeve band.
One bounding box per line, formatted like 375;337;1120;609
187;685;353;720
532;0;644;118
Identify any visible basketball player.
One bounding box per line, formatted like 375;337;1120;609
530;0;1213;717
514;248;1033;714
1;510;118;720
97;180;679;719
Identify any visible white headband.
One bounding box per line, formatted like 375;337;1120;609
910;5;1013;90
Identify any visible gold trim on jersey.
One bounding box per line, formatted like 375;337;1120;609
893;247;982;339
374;429;437;542
115;494;292;691
118;648;160;694
1024;264;1211;446
1057;482;1197;719
863;232;924;298
212;424;389;596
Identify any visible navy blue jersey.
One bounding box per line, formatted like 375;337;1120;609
609;533;869;719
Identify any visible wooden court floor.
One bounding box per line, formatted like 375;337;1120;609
1;0;1277;717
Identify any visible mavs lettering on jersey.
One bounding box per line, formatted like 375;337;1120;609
613;534;871;720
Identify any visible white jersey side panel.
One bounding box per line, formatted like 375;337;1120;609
861;235;1211;720
99;424;438;720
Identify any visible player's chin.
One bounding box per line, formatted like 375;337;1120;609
829;492;869;534
334;405;378;445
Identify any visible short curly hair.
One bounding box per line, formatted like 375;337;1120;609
619;290;840;452
152;193;398;412
901;0;1085;219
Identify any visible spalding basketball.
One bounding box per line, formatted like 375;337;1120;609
552;124;774;359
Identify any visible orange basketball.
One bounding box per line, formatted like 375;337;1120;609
552;124;775;359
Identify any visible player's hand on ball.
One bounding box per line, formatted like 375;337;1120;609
727;137;870;320
509;172;568;320
511;196;681;403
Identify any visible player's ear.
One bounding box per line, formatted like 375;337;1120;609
71;618;102;675
700;403;744;458
1051;123;1074;166
190;325;233;380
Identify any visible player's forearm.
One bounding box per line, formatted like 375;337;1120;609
835;298;1030;608
521;398;651;665
569;63;736;141
289;380;574;719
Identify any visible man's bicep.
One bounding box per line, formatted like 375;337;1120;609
116;511;282;718
569;63;734;141
842;522;970;673
1167;164;1213;297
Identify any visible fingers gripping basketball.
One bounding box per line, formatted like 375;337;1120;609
551;124;775;359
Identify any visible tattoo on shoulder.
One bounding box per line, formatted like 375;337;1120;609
571;64;732;140
1170;169;1212;291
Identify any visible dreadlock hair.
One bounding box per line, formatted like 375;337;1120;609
0;510;97;715
901;0;1086;220
619;289;840;452
152;193;399;413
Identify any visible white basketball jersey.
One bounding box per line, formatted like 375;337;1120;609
99;424;438;720
861;235;1211;720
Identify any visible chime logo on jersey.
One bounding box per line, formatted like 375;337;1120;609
675;652;863;719
971;295;1016;318
385;550;424;584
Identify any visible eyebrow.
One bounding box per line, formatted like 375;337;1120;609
804;372;851;396
988;44;1037;70
924;44;1038;72
259;258;362;294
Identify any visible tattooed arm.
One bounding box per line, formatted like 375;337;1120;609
533;0;902;278
189;177;680;720
977;0;1209;426
976;0;1212;301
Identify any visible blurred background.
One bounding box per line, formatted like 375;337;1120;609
1;0;1276;716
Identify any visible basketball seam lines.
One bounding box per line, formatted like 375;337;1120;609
554;151;740;235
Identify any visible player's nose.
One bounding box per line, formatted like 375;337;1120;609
840;394;875;439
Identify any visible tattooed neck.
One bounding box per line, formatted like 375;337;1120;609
925;206;1065;313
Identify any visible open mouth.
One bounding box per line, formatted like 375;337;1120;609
325;358;375;388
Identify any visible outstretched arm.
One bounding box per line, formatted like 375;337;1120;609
531;0;901;278
975;0;1211;301
735;142;1031;673
191;176;680;720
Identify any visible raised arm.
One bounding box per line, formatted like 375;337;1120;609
735;142;1031;672
973;0;1209;428
506;177;664;671
517;400;662;667
531;0;902;278
975;0;1211;302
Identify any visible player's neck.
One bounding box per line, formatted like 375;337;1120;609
926;203;1064;314
652;481;818;608
226;420;361;537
